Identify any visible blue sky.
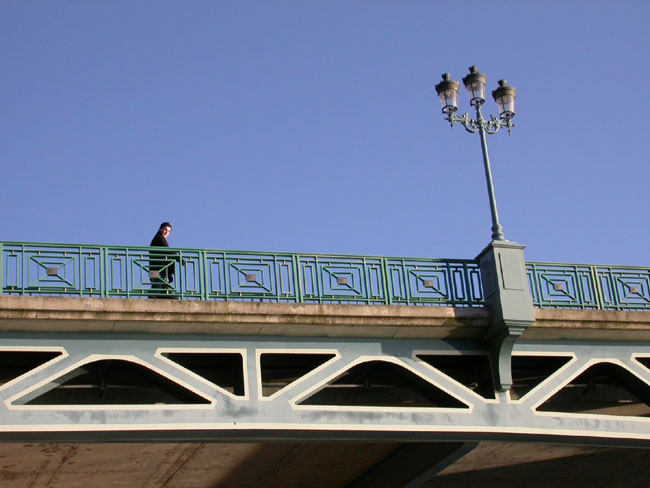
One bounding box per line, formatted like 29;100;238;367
2;1;648;266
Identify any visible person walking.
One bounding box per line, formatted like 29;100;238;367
149;222;178;298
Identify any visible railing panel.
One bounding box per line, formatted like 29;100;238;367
385;258;482;307
222;252;298;303
298;255;387;305
1;243;104;298
596;266;650;311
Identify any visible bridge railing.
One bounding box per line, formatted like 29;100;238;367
0;242;648;311
0;242;483;307
526;262;649;311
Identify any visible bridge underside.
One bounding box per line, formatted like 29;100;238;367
2;440;650;487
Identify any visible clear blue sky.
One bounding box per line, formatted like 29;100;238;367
2;1;648;266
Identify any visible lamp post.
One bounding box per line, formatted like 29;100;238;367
435;66;517;242
435;66;533;392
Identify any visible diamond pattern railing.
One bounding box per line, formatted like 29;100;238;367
0;242;481;307
526;262;650;311
0;242;648;311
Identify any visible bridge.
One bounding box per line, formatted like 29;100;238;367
1;241;649;487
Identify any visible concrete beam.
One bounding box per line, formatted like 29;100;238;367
525;308;650;341
0;296;489;339
1;296;649;341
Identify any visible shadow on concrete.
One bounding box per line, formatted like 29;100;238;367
427;446;650;488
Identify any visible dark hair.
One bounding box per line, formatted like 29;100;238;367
159;222;172;230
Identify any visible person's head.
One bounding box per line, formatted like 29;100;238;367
159;222;172;238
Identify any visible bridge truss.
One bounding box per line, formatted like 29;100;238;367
2;331;650;446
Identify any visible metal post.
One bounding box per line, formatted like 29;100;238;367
475;103;505;241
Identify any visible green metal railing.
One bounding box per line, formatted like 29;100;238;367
526;262;649;311
0;242;482;307
0;242;648;311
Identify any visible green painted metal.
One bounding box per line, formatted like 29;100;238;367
0;242;648;311
442;101;513;241
526;262;650;311
0;241;482;307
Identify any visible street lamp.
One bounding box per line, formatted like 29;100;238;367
436;67;533;392
435;66;517;242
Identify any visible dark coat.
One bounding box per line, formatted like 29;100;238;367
149;231;178;282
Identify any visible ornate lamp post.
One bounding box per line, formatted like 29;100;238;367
435;66;516;242
435;66;532;392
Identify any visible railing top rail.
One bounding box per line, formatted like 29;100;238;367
526;261;650;271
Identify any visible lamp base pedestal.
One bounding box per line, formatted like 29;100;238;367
476;240;535;391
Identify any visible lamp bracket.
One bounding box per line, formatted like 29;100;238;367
445;112;514;136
